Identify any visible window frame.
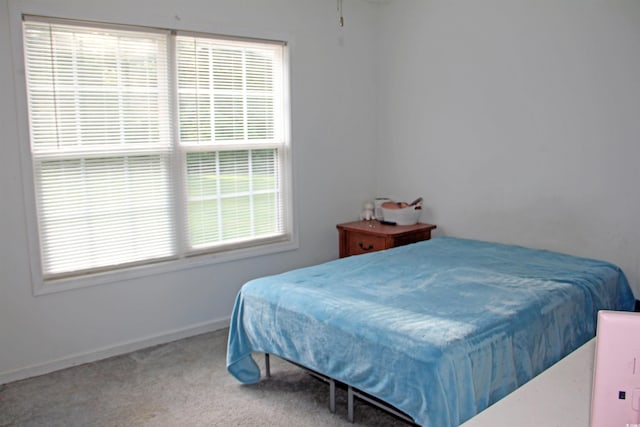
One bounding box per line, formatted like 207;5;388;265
11;13;297;295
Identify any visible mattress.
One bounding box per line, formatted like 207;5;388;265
227;237;635;426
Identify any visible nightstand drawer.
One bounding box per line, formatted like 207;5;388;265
337;220;437;258
394;231;430;247
347;233;387;255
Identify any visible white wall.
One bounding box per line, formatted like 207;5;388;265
375;0;640;294
0;0;378;383
3;0;640;384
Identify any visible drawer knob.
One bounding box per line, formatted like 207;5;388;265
358;242;374;251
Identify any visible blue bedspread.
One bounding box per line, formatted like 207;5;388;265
227;237;634;426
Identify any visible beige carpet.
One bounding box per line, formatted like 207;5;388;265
0;328;411;426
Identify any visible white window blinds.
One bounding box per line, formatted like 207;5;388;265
22;17;290;281
176;35;287;252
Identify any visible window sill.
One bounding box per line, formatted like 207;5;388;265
33;237;299;296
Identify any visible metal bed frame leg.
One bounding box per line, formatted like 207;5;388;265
266;355;415;425
329;379;336;413
348;385;354;423
265;354;335;414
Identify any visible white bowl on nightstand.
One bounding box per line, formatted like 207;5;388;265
380;206;422;225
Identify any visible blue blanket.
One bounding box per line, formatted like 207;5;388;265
227;237;634;426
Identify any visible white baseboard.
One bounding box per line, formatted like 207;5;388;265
0;316;230;385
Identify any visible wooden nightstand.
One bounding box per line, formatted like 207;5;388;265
336;220;437;258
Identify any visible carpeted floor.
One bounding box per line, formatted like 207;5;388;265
0;328;411;426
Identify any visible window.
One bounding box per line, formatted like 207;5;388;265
22;16;291;283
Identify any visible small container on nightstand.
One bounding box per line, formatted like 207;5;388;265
336;220;437;258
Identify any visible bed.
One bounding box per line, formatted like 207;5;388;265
226;237;635;426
